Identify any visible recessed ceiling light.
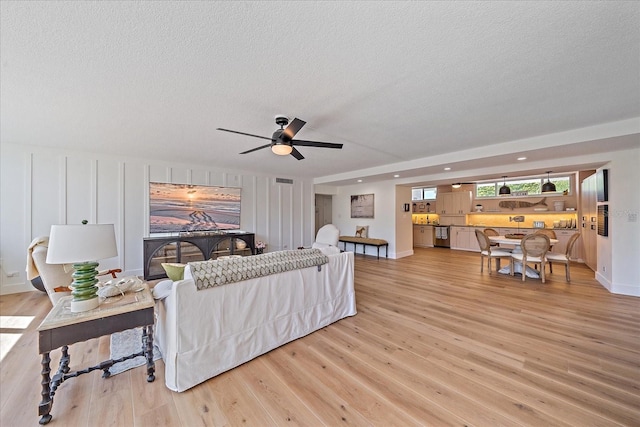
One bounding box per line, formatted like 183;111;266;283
517;157;527;161
357;179;363;183
393;174;400;178
444;167;451;171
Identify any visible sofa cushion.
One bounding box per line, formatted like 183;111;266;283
162;263;186;281
152;279;173;300
188;249;329;290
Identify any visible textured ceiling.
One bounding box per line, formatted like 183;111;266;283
1;1;639;185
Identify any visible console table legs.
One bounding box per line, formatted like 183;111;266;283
38;352;52;425
37;329;155;424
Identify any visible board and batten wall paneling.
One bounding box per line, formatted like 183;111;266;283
124;162;146;273
31;152;63;238
1;143;316;295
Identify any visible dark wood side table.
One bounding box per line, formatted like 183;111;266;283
37;284;155;425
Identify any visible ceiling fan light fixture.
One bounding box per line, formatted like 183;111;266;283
542;171;556;193
452;183;462;189
499;176;511;195
271;143;292;156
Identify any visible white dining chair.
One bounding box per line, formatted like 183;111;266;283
545;232;581;282
510;234;550;283
474;229;512;274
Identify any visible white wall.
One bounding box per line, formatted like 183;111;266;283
597;149;640;296
0;143;316;295
331;181;410;259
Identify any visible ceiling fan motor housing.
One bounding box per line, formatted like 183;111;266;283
272;129;288;143
275;115;289;128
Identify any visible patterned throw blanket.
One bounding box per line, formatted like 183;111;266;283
189;248;329;290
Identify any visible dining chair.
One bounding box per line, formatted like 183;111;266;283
534;229;557;272
483;228;501;247
474;229;512;274
510;234;550;283
545;232;581;282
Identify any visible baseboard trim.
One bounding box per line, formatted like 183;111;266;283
0;282;37;296
596;272;640;297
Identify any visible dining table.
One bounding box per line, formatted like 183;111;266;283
489;235;558;279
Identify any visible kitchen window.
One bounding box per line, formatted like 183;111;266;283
476;175;571;198
412;187;437;201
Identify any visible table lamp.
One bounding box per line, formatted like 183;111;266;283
46;224;118;312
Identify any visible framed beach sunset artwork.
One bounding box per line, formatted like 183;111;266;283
149;182;241;233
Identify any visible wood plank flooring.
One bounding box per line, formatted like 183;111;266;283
1;247;639;426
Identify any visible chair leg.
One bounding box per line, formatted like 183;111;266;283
549;261;553;273
488;258;492;274
521;260;526;282
566;263;570;282
480;255;484;273
540;262;546;283
510;258;514;277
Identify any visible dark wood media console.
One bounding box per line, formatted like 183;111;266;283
143;232;256;280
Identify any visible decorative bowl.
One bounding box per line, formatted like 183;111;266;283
505;233;526;239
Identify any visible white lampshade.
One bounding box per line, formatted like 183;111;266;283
271;143;293;155
46;224;118;264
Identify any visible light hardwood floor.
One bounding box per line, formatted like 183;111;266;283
1;248;639;426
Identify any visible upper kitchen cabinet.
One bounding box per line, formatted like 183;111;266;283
436;191;472;215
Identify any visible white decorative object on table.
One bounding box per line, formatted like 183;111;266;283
97;276;143;298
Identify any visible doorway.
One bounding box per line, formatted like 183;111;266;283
315;194;333;236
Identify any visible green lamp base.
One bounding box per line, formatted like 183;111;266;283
70;261;100;313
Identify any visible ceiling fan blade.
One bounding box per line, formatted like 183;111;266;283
217;128;272;141
291;139;343;149
240;143;272;154
290;147;305;160
282;118;306;140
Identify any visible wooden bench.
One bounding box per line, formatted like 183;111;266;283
339;236;388;259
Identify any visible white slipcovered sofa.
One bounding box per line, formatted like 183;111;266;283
154;249;356;392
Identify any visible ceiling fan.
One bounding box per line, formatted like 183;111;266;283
216;116;343;160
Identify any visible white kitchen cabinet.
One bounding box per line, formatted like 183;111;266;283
552;230;582;258
436;191;471;215
453;191;472;214
451;226;479;252
413;225;434;247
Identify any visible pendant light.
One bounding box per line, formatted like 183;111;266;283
542;171;556;193
499;176;511;195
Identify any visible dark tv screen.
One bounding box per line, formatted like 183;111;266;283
596;169;608;202
149;182;241;233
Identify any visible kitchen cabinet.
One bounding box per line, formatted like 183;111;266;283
451;226;479;252
551;229;583;258
436;191;472;215
413;225;434;247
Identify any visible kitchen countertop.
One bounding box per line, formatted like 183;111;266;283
413;224;578;231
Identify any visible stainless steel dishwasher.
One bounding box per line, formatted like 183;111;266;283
434;226;451;248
